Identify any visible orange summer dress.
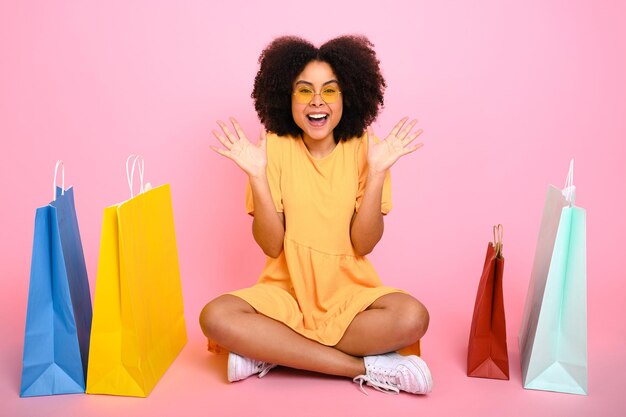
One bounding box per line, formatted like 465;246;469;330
228;132;406;346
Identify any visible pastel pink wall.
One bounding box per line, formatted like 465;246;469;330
1;1;625;414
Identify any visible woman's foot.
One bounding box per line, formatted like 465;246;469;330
227;352;277;382
353;352;433;395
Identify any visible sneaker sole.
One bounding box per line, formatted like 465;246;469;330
402;355;433;394
227;352;241;382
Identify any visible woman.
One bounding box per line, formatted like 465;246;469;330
200;35;432;395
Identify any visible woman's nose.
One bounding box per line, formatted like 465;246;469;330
309;92;325;106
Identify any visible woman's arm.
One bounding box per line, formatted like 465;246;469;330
350;118;423;256
249;173;285;258
350;171;386;256
211;118;285;257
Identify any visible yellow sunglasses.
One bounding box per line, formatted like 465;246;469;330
293;84;342;104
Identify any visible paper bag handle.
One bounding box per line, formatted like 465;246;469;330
126;155;145;198
53;160;65;201
562;158;575;206
493;224;503;258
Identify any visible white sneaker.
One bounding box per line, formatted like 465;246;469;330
353;352;433;395
227;352;277;382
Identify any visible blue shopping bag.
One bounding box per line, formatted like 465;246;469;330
519;159;587;395
20;161;93;397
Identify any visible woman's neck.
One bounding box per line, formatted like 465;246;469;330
301;133;337;159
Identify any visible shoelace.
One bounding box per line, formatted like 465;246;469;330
353;368;401;395
257;362;275;378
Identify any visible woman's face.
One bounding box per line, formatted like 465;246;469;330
291;60;343;143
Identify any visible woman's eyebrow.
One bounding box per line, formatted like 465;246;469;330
294;79;339;86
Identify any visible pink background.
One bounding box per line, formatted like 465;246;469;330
2;1;625;415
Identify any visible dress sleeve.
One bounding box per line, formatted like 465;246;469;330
355;132;392;215
245;133;283;216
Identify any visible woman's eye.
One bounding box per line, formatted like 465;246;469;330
299;88;314;94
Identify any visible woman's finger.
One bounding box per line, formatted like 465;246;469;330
210;145;233;160
230;117;248;143
398;119;418;140
213;129;233;150
401;142;424;156
389;117;409;138
367;127;376;146
402;129;423;147
259;129;268;150
217;120;238;144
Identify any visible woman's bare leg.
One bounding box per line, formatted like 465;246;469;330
199;295;365;378
334;293;429;356
199;292;429;378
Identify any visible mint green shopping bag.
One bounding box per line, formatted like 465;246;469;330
519;160;587;395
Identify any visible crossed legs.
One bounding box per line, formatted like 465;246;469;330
199;292;429;379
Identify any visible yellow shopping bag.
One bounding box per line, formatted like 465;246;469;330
87;156;187;397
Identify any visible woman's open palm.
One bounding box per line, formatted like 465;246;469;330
211;118;267;178
367;117;423;174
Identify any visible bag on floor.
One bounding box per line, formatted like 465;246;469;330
86;156;187;397
519;159;587;395
467;224;509;380
20;161;93;397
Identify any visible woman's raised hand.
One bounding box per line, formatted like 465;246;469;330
367;117;423;175
210;118;267;178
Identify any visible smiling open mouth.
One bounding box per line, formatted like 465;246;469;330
307;113;328;126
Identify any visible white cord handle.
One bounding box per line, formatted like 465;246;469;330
493;224;504;258
53;160;65;201
126;154;145;198
562;158;575;206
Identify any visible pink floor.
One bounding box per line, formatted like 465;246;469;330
2;1;626;416
3;297;624;417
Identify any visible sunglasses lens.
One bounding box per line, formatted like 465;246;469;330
321;86;340;103
295;87;314;104
293;85;341;104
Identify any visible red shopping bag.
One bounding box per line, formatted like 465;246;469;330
467;224;509;379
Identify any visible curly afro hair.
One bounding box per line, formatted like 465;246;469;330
252;35;386;142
